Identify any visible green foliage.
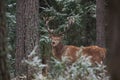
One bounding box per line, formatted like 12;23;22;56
6;0;16;54
40;0;96;46
6;0;16;77
48;56;109;80
40;35;52;57
22;49;109;80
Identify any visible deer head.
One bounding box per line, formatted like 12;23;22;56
50;35;63;47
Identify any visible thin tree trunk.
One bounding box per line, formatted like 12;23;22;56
106;0;120;80
0;0;10;80
96;0;106;47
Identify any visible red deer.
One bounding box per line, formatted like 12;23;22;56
50;35;106;63
44;17;106;64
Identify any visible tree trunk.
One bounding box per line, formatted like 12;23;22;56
96;0;106;47
15;0;40;79
15;0;27;76
105;0;120;80
0;0;10;80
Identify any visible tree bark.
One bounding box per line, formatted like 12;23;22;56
96;0;106;47
15;0;27;76
16;0;40;79
105;0;120;80
0;0;10;80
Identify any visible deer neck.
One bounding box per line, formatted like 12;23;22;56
52;42;65;60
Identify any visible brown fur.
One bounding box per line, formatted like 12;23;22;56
52;45;79;62
82;46;106;63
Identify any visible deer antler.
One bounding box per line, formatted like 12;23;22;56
43;16;75;36
58;17;75;35
43;17;55;34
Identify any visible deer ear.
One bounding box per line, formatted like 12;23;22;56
48;34;52;38
60;34;64;39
